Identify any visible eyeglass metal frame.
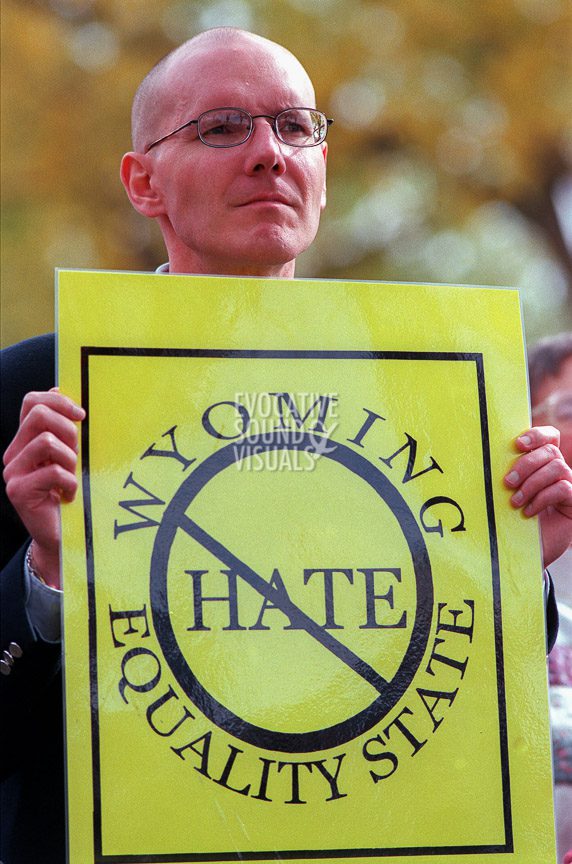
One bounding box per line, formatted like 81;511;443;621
144;107;333;153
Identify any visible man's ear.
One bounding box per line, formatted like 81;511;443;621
120;152;165;218
320;142;328;211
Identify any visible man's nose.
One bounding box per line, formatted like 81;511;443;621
243;117;287;175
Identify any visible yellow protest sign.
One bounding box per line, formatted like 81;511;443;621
58;270;555;863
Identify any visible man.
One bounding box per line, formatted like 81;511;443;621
528;332;572;864
1;28;571;864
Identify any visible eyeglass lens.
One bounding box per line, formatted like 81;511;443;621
535;392;572;425
555;394;572;423
198;108;326;147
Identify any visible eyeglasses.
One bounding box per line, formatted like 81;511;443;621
532;391;572;426
145;107;333;153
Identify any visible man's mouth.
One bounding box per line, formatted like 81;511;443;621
237;194;294;208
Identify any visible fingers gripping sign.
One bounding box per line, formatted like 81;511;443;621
504;425;572;567
2;387;85;587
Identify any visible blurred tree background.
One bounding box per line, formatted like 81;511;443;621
2;0;571;347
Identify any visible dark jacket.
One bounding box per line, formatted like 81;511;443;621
0;334;65;864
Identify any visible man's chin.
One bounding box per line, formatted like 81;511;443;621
234;227;304;263
247;220;317;258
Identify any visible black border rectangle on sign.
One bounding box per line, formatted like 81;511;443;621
74;348;510;863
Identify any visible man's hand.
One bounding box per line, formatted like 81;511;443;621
504;426;572;568
2;388;85;589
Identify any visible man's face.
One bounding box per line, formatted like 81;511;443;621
533;356;572;467
142;37;327;278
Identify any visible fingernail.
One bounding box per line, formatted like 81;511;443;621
512;490;523;504
519;435;532;446
506;471;520;485
72;406;85;419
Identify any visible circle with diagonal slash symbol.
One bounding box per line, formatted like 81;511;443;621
150;430;433;753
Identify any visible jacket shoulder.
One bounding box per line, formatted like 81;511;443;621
1;334;56;436
1;333;55;388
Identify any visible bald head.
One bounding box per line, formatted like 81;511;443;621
131;28;316;153
121;27;328;279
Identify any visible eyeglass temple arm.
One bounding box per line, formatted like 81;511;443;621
145;119;199;153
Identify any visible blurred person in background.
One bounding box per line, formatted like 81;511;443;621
529;332;572;864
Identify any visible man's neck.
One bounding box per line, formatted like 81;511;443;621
166;254;296;280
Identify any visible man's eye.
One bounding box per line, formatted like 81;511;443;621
284;121;305;133
282;119;313;137
203;123;233;136
201;114;248;140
